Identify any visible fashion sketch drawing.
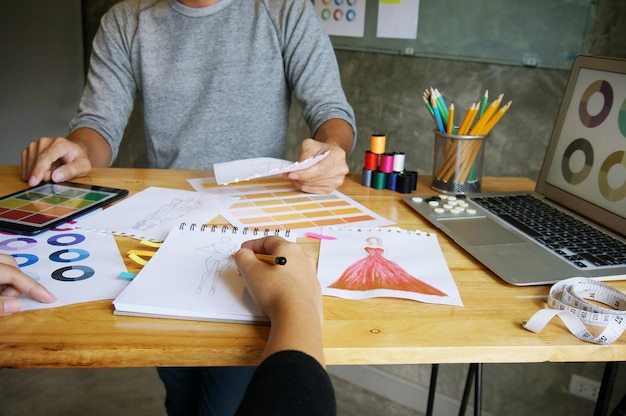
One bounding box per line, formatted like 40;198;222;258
328;236;448;296
195;236;238;295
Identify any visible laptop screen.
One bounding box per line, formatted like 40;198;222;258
536;55;626;237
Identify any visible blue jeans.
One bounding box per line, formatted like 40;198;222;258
157;366;256;416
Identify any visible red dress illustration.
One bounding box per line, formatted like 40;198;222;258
328;236;447;296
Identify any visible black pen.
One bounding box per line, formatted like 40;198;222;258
255;253;287;265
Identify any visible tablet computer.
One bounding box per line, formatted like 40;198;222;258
0;182;129;235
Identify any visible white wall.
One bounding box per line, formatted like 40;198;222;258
0;0;84;165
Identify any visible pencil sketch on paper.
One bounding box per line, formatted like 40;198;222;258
133;198;202;231
328;236;448;296
195;236;238;295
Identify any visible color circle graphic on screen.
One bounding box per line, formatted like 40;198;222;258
0;237;37;251
579;80;613;128
47;233;86;246
598;150;626;202
561;138;593;185
619;98;626;137
12;253;39;268
49;248;90;263
51;265;95;282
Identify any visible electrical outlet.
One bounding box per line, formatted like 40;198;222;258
569;374;601;401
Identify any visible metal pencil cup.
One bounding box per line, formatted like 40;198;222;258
431;130;487;194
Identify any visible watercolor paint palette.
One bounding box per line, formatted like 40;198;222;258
0;182;128;235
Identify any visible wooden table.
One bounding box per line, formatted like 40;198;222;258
1;165;625;369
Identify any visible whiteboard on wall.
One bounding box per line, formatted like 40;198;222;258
319;0;594;69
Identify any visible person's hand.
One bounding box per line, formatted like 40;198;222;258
233;236;322;324
0;254;56;316
285;138;348;194
21;136;92;186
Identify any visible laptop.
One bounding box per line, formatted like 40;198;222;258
404;54;626;286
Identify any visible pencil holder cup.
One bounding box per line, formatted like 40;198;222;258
431;130;487;194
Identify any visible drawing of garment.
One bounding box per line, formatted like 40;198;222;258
133;198;202;231
195;237;238;295
328;237;447;296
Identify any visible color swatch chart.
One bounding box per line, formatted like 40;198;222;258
0;184;113;228
188;177;393;231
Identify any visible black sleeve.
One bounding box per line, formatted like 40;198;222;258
235;350;336;416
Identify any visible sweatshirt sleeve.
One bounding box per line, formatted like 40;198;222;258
69;2;141;163
235;350;336;416
275;0;357;151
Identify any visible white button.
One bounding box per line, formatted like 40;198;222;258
443;204;453;210
428;200;439;207
466;208;477;215
433;207;445;214
411;197;423;203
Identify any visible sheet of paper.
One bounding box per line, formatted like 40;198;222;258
213;151;329;185
316;227;463;306
187;176;394;232
1;227;128;311
377;0;420;39
314;0;366;38
76;187;239;242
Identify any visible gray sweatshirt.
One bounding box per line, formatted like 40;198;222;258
71;0;356;169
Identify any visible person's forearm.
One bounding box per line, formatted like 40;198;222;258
263;302;325;366
314;118;355;155
67;127;113;168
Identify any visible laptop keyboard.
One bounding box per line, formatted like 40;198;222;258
471;194;626;269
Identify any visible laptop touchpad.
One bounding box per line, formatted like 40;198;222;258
438;217;526;246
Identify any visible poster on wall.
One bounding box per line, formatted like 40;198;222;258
314;0;366;38
377;0;420;39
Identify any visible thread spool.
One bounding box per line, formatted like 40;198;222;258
364;151;379;171
379;153;394;173
361;168;373;186
395;174;412;194
405;170;418;191
392;152;405;172
370;134;386;154
371;170;387;189
386;172;398;191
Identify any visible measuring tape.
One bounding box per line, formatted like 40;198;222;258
523;277;626;345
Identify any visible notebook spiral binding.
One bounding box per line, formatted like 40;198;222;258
178;223;291;237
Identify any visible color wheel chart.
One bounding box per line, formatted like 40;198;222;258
547;67;626;215
188;177;393;232
0;226;127;311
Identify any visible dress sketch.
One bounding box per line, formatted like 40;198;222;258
133;198;202;231
195;236;238;295
328;236;448;296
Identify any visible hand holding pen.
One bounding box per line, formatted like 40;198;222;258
233;236;324;363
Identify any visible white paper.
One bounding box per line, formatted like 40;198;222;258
317;227;463;306
377;0;420;39
1;228;128;310
213;152;329;185
75;187;239;242
113;225;296;322
314;0;366;38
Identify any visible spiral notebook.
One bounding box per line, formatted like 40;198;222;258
113;224;295;323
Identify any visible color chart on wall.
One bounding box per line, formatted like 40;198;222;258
188;177;394;232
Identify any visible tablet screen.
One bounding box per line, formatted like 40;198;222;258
0;182;128;235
